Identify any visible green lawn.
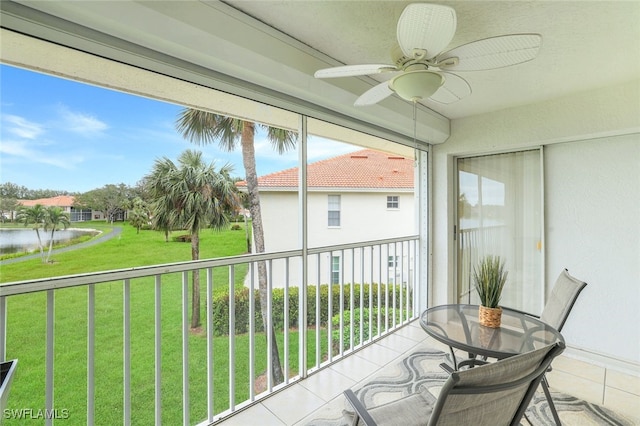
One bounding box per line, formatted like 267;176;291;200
1;222;327;424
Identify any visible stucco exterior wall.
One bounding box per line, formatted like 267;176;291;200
253;189;416;286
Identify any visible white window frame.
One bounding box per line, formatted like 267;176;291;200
328;194;341;227
331;255;341;285
386;195;399;209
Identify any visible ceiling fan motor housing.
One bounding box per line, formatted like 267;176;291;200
390;70;444;102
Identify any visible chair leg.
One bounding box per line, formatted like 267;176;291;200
541;376;561;425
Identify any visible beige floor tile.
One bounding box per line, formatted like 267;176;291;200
423;337;452;354
218;402;285;426
261;384;326;425
392;321;430;343
300;368;356;401
606;368;640;396
351;342;404;366
546;369;604;405
603;386;640;423
552;354;605;384
294;395;346;426
330;352;381;382
375;332;422;354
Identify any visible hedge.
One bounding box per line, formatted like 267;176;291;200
211;283;411;336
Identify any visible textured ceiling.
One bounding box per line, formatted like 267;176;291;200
224;1;640;119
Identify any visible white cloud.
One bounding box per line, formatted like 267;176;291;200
2;114;44;139
57;104;108;135
307;136;360;161
253;134;359;164
0;140;83;170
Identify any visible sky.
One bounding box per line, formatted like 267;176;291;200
0;64;358;194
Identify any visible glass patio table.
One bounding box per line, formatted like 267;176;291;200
419;304;565;372
421;304;566;425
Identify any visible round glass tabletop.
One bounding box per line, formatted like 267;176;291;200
420;304;565;360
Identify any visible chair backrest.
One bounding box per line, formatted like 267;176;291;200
428;342;565;426
540;269;587;332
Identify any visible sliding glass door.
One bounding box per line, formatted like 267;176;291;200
456;149;543;313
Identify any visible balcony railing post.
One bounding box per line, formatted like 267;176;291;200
249;262;256;399
87;284;95;425
45;289;54;426
228;265;235;411
181;272;189;426
359;248;364;347
123;279;131;425
315;254;320;367
350;248;355;350
205;268;214;421
284;257;290;383
266;260;273;392
327;253;332;363
155;275;163;425
0;295;6;362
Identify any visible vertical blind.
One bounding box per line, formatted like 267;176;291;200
457;149;543;313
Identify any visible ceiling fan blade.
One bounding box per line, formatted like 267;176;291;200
438;34;542;71
429;72;471;104
397;3;456;60
314;64;397;78
355;81;394;106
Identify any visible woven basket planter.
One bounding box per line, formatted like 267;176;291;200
479;305;502;328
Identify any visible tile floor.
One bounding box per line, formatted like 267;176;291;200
216;321;640;425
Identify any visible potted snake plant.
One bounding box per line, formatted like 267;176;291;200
473;255;508;328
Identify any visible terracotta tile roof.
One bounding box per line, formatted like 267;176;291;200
239;149;414;189
18;195;75;207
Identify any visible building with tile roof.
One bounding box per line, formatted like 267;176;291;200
241;148;417;287
18;195;104;221
250;149;414;190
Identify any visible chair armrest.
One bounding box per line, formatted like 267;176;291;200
344;389;378;426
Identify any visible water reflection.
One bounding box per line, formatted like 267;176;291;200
0;229;100;255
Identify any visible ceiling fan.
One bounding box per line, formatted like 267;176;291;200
314;3;542;106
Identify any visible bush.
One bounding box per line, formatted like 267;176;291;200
211;283;411;336
331;308;379;351
330;307;407;352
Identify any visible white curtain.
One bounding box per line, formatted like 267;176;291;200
457;149;543;314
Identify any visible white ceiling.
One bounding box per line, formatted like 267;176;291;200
224;0;640;120
1;0;639;143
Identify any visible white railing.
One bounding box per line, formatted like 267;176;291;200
0;236;419;425
457;225;506;303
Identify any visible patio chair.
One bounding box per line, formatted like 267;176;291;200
503;268;587;333
343;342;566;426
503;268;587;425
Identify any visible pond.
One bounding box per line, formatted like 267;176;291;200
0;228;100;255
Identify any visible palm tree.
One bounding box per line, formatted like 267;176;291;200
16;203;47;263
146;149;240;329
176;109;296;385
44;206;71;263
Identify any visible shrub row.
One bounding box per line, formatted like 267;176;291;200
211;283;411;336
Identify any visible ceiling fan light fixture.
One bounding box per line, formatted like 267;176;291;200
390;70;444;102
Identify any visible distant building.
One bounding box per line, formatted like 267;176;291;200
17;195;104;222
238;148;416;287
